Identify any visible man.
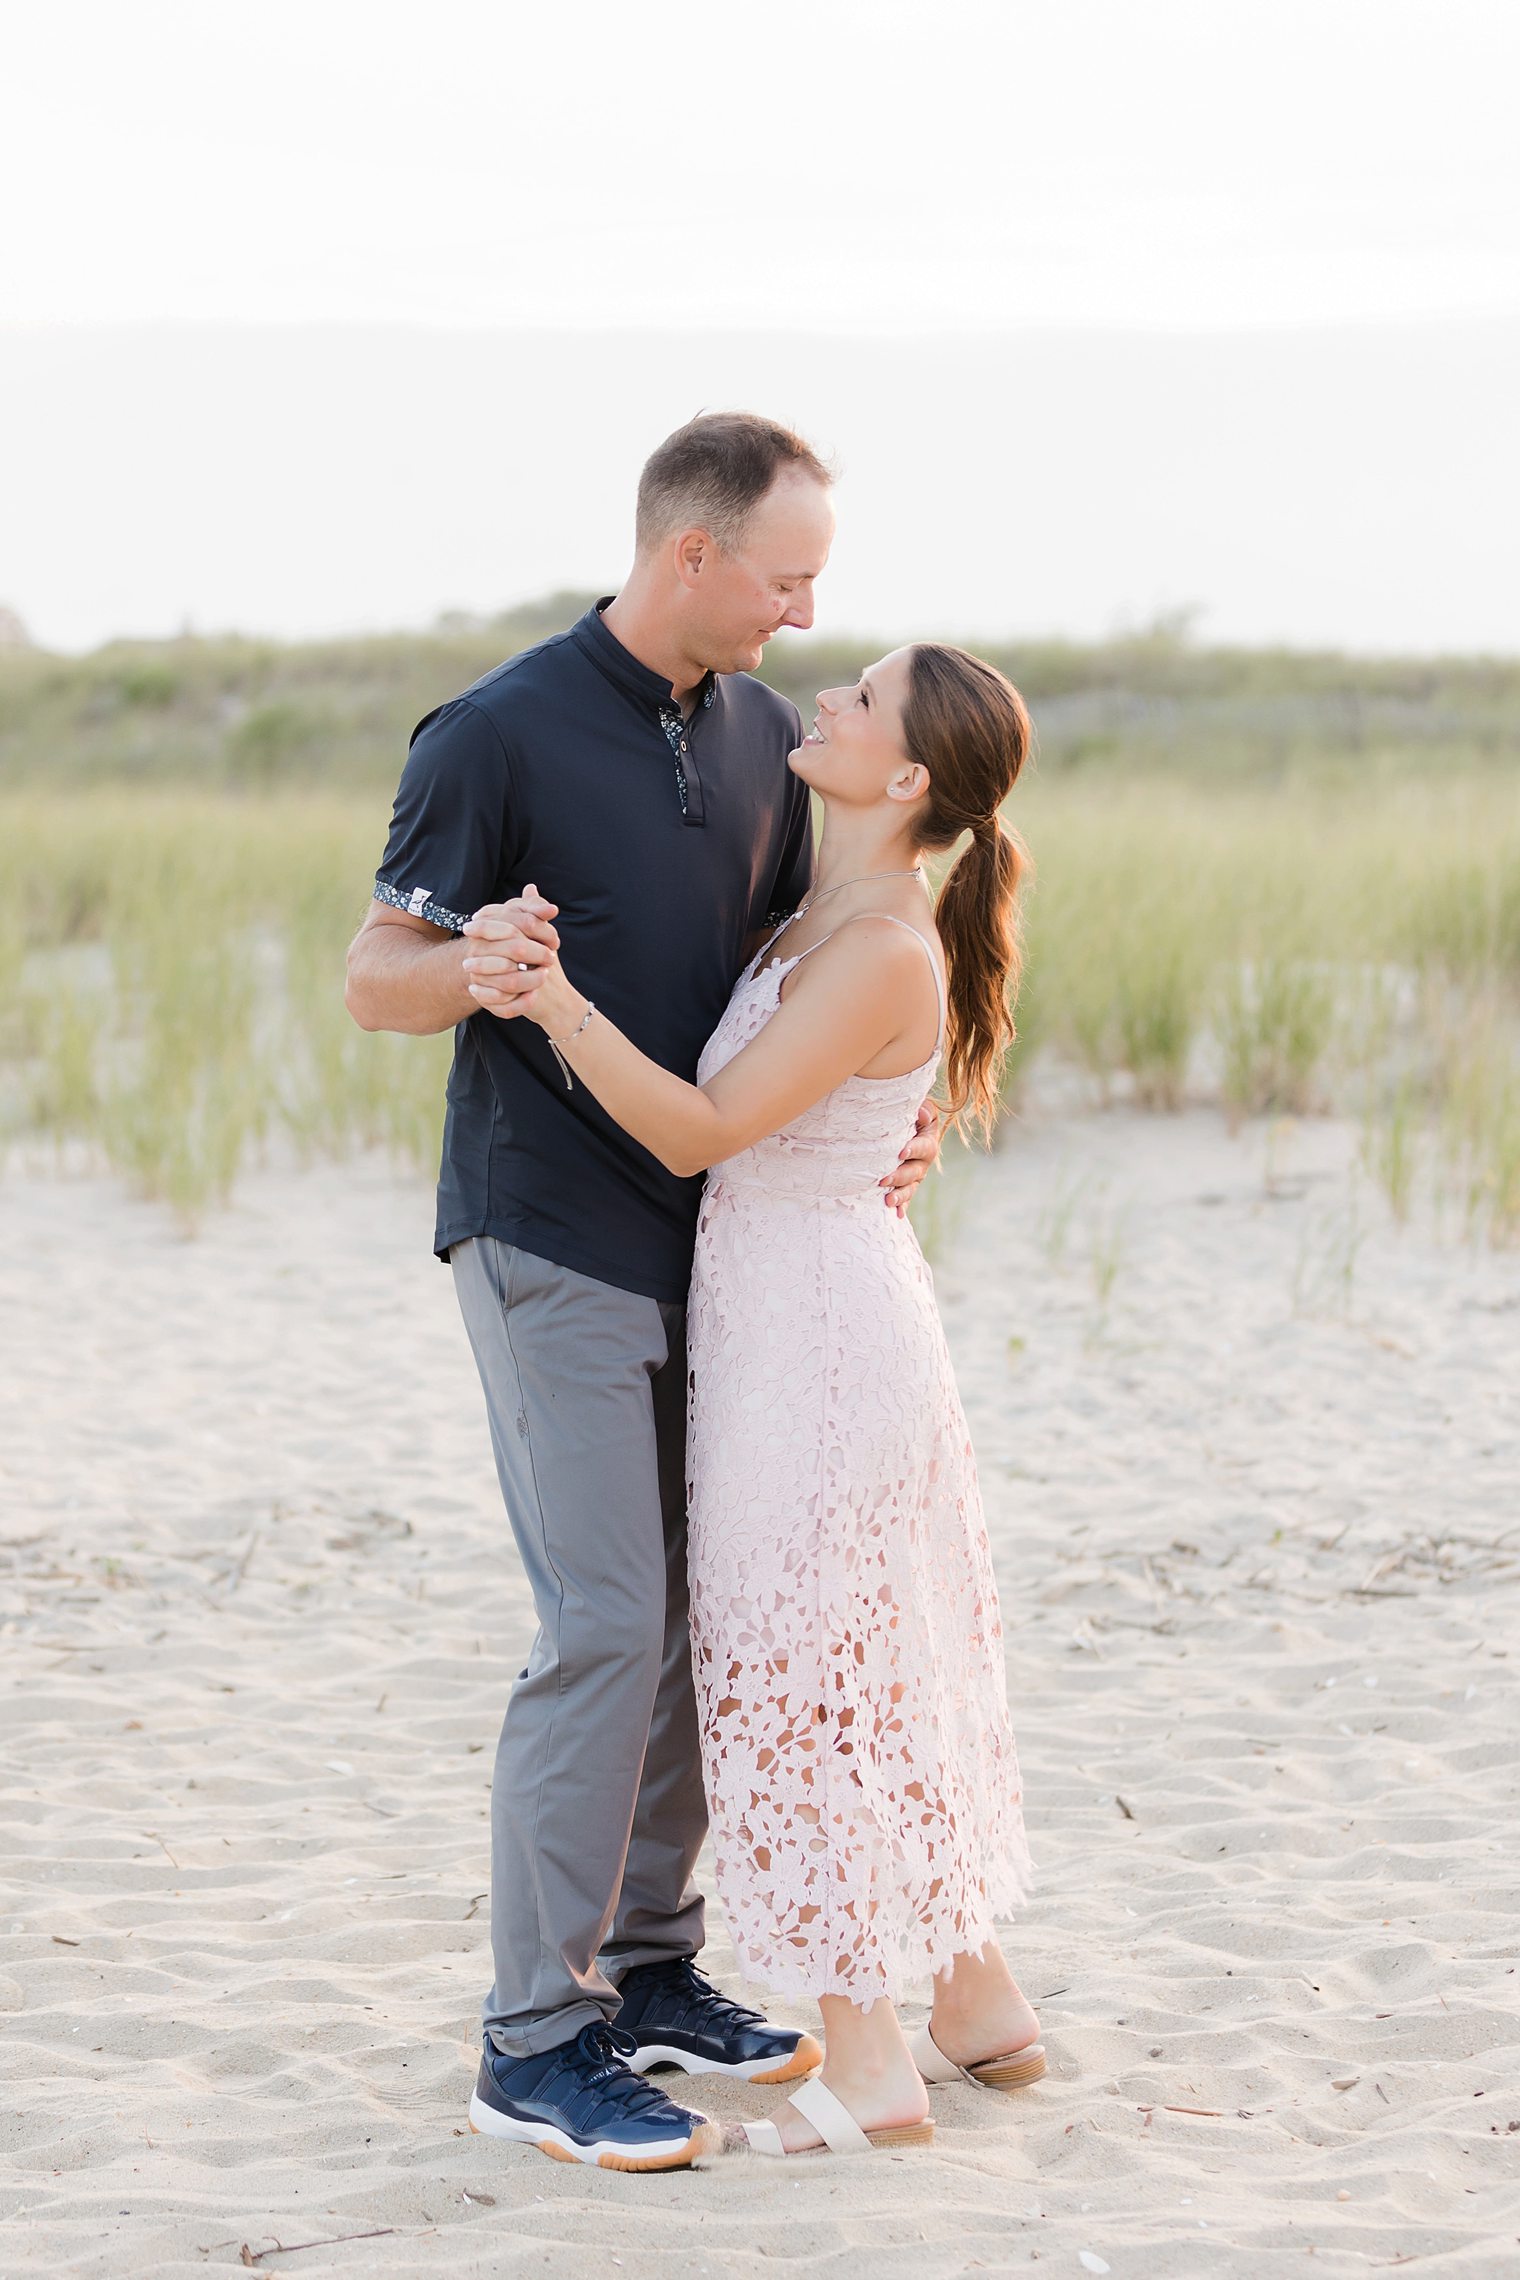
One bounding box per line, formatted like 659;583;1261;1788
346;413;938;2170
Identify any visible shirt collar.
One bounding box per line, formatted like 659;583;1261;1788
574;597;718;713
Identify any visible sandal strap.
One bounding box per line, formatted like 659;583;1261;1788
908;2022;966;2085
742;2116;788;2157
788;2077;874;2154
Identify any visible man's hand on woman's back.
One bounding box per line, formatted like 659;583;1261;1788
882;1099;942;1217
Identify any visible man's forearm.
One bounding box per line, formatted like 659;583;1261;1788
345;921;475;1035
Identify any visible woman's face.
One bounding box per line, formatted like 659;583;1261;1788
790;646;921;812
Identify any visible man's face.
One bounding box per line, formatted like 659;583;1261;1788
689;472;836;674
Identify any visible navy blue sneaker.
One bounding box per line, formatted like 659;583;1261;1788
468;2022;717;2170
615;1957;823;2086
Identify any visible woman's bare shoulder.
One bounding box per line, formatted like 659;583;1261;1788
781;912;942;1016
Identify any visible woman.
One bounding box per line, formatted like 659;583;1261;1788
471;643;1041;2157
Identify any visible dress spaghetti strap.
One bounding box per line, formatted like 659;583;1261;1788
787;913;947;1057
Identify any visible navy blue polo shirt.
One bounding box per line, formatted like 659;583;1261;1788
373;600;814;1302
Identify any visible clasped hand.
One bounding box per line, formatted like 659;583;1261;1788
461;888;564;1021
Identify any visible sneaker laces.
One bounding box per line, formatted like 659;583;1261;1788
630;1957;768;2033
567;2022;688;2116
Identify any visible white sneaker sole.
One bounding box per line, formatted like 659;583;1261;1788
628;2032;823;2086
467;2092;717;2170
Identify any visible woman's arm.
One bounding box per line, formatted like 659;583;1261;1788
464;914;933;1179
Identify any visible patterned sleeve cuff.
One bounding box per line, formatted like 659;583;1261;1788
372;880;474;934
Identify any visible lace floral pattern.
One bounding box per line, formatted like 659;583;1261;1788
686;945;1034;2006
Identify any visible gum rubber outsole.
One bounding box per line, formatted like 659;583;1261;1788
631;2030;825;2086
538;2124;721;2170
747;2033;825;2085
468;2113;721;2170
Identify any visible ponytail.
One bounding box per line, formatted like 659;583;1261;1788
902;644;1033;1140
935;815;1029;1137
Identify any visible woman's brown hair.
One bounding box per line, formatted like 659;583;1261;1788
902;643;1033;1137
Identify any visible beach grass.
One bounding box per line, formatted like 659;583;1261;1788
1;614;1516;1236
6;604;1520;791
0;791;450;1224
2;769;1515;1237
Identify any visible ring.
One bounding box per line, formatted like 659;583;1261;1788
516;962;529;972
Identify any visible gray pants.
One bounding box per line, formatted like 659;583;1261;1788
451;1236;708;2058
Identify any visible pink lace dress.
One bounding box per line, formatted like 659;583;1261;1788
686;914;1034;2007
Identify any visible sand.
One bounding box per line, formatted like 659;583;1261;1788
1;1103;1517;2278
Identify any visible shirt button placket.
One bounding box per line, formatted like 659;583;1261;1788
660;703;691;818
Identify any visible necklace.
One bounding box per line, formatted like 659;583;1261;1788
796;865;925;918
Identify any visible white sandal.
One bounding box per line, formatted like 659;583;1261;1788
741;2075;935;2156
909;2020;1047;2093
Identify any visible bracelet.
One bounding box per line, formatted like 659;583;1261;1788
547;1002;596;1091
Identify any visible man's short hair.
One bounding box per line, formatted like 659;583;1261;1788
635;411;832;558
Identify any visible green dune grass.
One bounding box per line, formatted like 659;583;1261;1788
2;609;1516;1237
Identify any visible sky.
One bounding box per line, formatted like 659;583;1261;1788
5;0;1518;651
